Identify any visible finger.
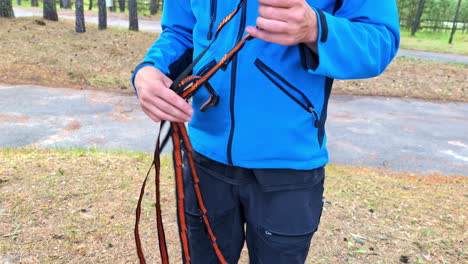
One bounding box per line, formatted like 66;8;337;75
149;95;192;122
257;0;295;8
246;26;294;45
255;16;289;34
153;86;194;116
258;4;289;22
141;106;161;123
141;102;188;123
137;82;191;122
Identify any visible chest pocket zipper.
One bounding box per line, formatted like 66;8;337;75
207;0;218;40
254;58;319;128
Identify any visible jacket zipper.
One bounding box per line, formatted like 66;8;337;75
207;0;218;40
227;1;247;165
254;59;319;128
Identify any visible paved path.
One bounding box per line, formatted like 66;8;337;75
397;49;468;64
1;85;466;176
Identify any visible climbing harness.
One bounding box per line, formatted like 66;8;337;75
134;1;252;263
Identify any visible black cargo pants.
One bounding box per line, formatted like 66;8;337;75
182;151;325;264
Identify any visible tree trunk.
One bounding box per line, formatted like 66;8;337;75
17;0;21;6
98;0;106;30
411;0;426;36
43;0;58;21
89;0;93;10
63;0;71;9
31;0;38;7
75;0;86;33
128;0;138;31
118;0;125;12
150;0;161;15
449;0;463;44
0;0;15;17
149;0;156;15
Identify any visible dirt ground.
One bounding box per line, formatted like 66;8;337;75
0;17;467;102
0;149;466;263
13;6;162;21
0;17;158;92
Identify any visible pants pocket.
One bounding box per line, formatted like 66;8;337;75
247;224;315;264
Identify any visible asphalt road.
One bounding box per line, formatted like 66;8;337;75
1;85;466;176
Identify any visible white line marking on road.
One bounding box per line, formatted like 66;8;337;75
441;150;468;162
448;141;468;149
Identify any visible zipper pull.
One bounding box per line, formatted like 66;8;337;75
265;231;272;236
308;107;320;128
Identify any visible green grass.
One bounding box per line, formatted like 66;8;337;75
400;29;468;55
0;149;466;263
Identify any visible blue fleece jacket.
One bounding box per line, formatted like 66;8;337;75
132;0;400;170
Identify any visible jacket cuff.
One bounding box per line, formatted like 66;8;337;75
131;61;158;98
299;7;329;72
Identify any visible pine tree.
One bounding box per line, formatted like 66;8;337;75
43;0;58;21
63;0;71;9
449;0;463;43
0;0;15;18
150;0;160;15
128;0;138;31
98;0;107;30
75;0;86;33
118;0;125;12
411;0;426;35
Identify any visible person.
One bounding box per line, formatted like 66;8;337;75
106;0;113;12
132;0;400;263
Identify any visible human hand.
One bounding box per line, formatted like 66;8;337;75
134;66;194;123
245;0;318;52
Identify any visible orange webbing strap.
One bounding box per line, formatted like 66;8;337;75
135;132;170;264
171;122;191;264
180;34;252;99
135;122;229;264
215;0;244;35
135;1;251;263
134;162;150;264
179;75;202;87
175;123;228;264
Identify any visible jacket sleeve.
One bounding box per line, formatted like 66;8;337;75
131;0;195;95
302;0;400;80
